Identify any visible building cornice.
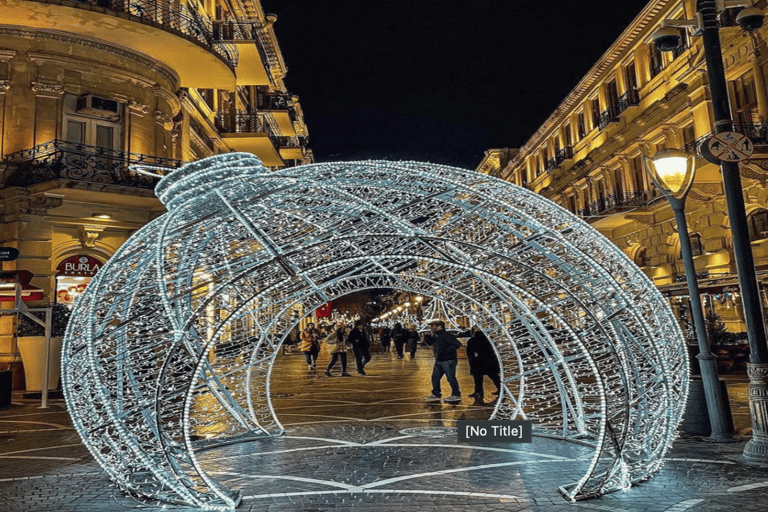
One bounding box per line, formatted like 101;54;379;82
0;26;180;89
511;0;674;165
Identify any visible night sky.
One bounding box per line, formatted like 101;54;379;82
262;1;651;169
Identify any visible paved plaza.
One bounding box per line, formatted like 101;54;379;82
1;348;767;512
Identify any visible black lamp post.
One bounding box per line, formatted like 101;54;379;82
655;0;768;460
644;148;734;441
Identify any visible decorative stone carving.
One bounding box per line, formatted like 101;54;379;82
128;101;150;116
78;225;105;249
154;111;174;130
30;81;65;98
0;80;9;92
27;193;64;215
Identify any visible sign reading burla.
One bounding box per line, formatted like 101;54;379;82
0;247;20;262
457;420;533;443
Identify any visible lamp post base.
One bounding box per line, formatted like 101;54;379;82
743;363;768;463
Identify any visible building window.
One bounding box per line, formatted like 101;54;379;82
631;155;645;194
564;124;572;147
682;124;696;153
748;208;768;241
625;61;638;93
591;99;601;130
577;112;587;139
649;41;665;78
63;95;121;149
733;72;758;126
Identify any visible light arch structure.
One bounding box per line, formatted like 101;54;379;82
62;153;688;510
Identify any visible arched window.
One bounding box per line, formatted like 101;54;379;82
748;208;768;241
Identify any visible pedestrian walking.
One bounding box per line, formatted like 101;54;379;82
324;325;352;377
391;322;407;358
405;324;419;359
348;320;371;375
378;326;391;352
299;322;320;370
423;319;462;402
466;325;501;399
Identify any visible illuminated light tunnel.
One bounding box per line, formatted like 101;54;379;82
62;153;688;509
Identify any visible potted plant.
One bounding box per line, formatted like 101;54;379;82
16;304;71;391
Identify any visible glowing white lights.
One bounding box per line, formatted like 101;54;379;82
62;153;688;509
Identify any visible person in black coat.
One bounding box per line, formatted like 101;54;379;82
348;320;371;375
391;322;407;359
466;325;501;399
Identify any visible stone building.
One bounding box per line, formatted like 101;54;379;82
477;0;768;362
0;0;311;388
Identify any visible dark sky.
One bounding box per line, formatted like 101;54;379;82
262;1;651;169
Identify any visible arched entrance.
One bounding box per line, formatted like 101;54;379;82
62;154;688;509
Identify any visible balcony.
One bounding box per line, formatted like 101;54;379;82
616;89;640;115
3;0;237;89
3;139;183;189
598;105;620;130
216;113;283;166
213;21;273;86
544;147;573;173
275;136;310;161
580;191;651;218
259;93;299;136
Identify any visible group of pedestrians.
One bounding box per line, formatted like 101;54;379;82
299;318;502;403
423;321;501;403
300;320;371;376
378;323;419;358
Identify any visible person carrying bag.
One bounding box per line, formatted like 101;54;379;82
324;325;351;377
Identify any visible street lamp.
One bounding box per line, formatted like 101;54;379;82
652;0;768;460
643;149;733;442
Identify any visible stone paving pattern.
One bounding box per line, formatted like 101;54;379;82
1;348;767;511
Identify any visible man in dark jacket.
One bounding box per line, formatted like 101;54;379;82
424;320;462;402
348;320;371;375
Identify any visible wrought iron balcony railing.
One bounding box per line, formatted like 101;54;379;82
682;123;768;158
215;112;267;134
56;0;237;69
731;122;768;145
3;140;183;189
616;89;640;114
213;20;272;80
598;105;619;130
544;146;573;173
581;191;651;217
555;146;573;165
212;19;283;77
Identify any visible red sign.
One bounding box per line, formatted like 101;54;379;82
315;302;333;318
57;255;103;277
0;269;44;302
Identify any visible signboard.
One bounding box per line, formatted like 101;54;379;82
56;255;103;277
707;131;754;162
0;247;19;261
315;302;333;318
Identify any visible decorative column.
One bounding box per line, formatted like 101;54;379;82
746;363;768;462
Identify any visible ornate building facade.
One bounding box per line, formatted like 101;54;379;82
477;0;768;360
0;0;311;387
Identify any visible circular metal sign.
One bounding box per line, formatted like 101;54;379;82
707;131;754;162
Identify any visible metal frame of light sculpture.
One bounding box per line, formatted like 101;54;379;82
61;153;688;510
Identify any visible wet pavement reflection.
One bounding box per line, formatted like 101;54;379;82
269;347;494;427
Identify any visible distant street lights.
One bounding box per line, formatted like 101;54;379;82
652;0;768;460
644;149;734;442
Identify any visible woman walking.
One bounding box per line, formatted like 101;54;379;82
324;325;352;377
466;325;501;399
299;322;321;370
